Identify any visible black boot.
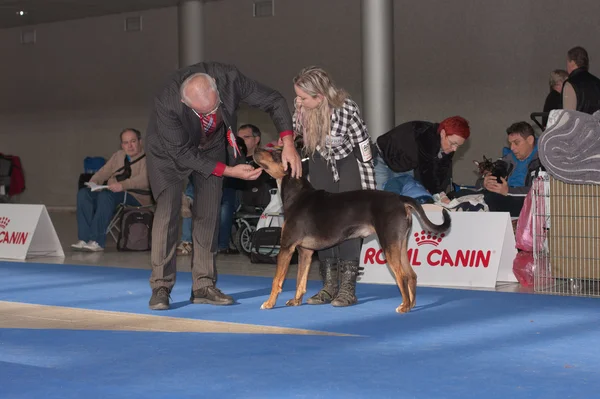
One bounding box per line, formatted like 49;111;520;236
331;260;359;307
306;258;338;305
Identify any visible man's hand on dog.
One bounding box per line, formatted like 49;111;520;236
223;164;263;180
483;175;509;195
280;135;302;178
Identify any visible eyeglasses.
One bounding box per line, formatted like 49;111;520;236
192;100;222;118
446;136;461;149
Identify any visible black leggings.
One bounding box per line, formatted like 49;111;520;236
308;152;362;262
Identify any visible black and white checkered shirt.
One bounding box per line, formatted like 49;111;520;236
294;99;376;190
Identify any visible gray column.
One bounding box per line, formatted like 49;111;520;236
178;0;205;68
361;0;395;140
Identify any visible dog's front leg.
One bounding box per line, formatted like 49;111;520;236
261;245;296;310
286;247;314;307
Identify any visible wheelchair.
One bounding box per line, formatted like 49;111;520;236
231;203;265;256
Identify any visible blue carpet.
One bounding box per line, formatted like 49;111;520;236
1;261;599;398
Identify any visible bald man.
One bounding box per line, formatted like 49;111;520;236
145;62;301;310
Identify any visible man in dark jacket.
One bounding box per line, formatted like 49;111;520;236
562;46;600;115
145;62;301;310
542;69;568;129
477;122;541;217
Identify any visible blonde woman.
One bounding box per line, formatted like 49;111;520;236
293;66;376;307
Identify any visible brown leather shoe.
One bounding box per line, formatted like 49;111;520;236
149;287;171;310
190;286;234;305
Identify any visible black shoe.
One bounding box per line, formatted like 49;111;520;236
218;248;240;255
190;286;234;305
149;287;171;310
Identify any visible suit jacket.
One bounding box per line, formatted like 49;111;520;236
145;62;293;196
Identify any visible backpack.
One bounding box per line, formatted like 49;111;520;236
117;207;154;251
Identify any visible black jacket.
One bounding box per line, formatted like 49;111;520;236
563;67;600;114
376;121;453;194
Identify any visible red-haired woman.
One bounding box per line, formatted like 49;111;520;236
374;116;471;195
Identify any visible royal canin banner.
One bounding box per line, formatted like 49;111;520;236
359;209;517;288
0;204;64;260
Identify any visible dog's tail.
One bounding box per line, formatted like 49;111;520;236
405;202;451;234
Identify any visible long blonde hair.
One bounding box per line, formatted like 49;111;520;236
293;67;348;155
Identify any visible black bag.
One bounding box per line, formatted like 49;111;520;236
250;226;298;264
117;207;154;251
250;226;281;264
241;178;274;208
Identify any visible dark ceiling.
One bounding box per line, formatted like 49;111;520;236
0;0;184;29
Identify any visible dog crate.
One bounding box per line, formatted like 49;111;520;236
533;173;600;296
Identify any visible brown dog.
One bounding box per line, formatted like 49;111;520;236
253;148;451;313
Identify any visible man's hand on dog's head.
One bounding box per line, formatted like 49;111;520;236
483;175;508;195
280;135;302;178
223;164;263;180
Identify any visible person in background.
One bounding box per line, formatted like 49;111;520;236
72;128;151;252
476;121;541;217
562;46;600;114
542;69;568;129
374;116;471;194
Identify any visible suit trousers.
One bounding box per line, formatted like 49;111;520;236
149;151;225;293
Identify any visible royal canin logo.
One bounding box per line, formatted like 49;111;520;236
364;230;492;269
414;230;445;247
0;216;29;245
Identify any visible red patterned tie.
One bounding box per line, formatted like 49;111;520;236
200;113;216;135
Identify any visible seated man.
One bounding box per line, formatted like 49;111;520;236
72;128;152;251
476;122;541;217
237;124;277;210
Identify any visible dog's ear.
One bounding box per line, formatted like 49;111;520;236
270;149;283;164
473;160;480;166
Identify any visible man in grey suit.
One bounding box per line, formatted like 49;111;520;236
145;62;301;310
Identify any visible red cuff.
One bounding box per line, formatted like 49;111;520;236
212;162;227;177
279;130;293;138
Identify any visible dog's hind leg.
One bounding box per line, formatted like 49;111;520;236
261;245;296;310
286;247;314;307
400;236;417;310
382;243;411;314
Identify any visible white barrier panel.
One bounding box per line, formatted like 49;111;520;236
0;204;64;260
359;210;517;288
